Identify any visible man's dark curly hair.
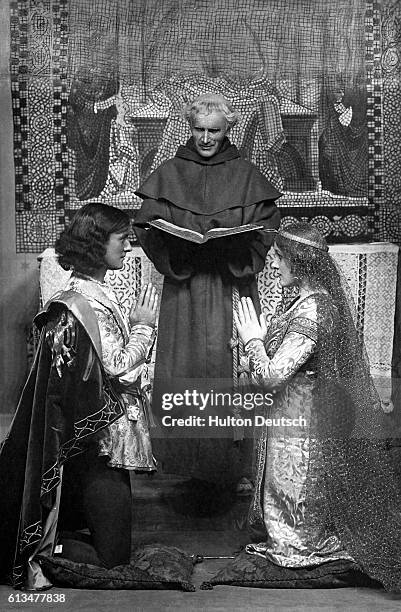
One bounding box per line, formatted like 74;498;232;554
55;203;130;275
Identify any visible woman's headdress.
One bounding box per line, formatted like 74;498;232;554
278;228;329;252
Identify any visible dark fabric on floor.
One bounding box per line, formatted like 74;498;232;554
200;551;383;590
37;544;195;591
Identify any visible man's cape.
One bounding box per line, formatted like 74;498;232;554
0;292;124;587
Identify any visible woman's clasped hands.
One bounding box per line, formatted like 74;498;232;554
234;296;267;346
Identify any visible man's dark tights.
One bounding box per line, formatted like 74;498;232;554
58;450;132;568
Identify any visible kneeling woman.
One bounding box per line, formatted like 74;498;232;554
0;203;158;590
235;223;401;592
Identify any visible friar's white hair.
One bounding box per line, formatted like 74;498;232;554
182;93;240;129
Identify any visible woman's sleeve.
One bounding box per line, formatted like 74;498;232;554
245;331;316;388
95;308;155;384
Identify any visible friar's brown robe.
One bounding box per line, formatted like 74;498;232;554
134;138;281;483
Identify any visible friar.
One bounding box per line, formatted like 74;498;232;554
133;93;281;500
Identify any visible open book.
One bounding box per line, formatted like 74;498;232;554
148;219;268;244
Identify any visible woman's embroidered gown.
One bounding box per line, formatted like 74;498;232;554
245;293;354;567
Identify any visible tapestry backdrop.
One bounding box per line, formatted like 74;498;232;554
9;0;401;252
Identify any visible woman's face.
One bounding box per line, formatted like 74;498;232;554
271;244;297;287
104;228;132;270
190;110;228;158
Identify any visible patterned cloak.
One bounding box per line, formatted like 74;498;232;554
0;292;124;588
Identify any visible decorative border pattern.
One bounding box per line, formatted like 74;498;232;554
380;0;401;242
53;0;70;233
366;0;385;239
279;210;370;240
356;254;368;336
11;0;60;251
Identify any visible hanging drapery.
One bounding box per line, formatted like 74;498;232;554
9;0;400;252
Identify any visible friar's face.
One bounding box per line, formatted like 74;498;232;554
190;110;228;158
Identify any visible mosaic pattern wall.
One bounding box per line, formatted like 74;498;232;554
9;0;400;252
381;0;401;242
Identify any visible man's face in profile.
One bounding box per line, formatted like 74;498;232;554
190;110;228;158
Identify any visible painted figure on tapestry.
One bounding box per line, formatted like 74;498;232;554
234;222;401;593
0;204;158;590
133;94;281;500
319;83;368;196
67;68;119;200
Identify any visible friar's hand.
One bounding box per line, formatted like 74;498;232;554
129;283;158;328
234;296;267;346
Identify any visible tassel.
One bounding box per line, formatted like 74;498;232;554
141;385;157;428
200;582;214;590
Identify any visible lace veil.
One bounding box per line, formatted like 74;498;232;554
256;223;401;592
